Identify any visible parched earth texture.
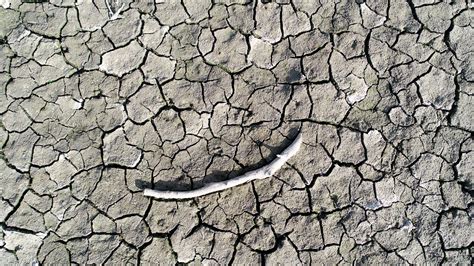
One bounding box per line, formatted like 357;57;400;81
0;0;473;264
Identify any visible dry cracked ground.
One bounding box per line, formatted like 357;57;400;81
0;0;473;264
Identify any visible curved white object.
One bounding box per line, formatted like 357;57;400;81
143;133;303;199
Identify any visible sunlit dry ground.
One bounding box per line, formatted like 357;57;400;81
0;0;473;264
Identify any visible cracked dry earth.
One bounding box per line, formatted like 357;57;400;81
0;0;473;264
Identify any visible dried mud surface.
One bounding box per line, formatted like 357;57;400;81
0;0;473;264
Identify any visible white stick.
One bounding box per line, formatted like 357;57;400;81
143;133;303;199
109;3;125;20
105;0;125;21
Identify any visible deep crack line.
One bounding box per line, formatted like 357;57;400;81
143;133;303;199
